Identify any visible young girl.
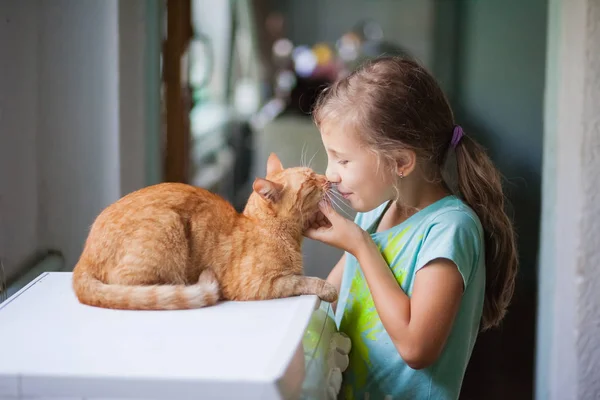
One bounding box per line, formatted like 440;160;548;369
305;57;518;400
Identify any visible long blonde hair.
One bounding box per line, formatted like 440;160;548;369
313;57;518;330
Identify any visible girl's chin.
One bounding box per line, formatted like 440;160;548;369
345;198;365;212
349;198;385;214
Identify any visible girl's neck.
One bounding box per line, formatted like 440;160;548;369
398;167;450;208
382;178;450;230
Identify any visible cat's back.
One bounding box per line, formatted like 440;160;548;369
123;182;224;207
98;182;235;223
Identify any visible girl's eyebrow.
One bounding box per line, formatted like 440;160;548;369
327;148;347;157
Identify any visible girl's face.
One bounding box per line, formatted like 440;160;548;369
320;123;397;213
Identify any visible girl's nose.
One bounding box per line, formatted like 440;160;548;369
326;165;340;183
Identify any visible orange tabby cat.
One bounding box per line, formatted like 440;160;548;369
72;153;337;310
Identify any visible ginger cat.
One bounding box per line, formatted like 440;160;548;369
72;153;337;310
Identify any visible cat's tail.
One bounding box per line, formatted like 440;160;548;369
72;266;221;310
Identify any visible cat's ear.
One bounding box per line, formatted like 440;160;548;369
266;153;284;176
253;178;284;202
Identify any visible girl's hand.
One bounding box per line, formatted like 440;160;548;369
304;200;369;256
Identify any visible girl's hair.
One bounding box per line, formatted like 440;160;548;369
313;56;517;330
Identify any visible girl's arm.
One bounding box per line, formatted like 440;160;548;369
326;254;346;311
305;201;464;370
354;237;463;370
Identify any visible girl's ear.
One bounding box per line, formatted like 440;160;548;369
396;149;417;178
253;178;284;202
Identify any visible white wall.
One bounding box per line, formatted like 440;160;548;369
0;0;161;281
35;0;122;271
537;0;600;398
1;0;43;281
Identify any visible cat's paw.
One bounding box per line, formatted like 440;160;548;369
318;281;338;303
197;269;218;286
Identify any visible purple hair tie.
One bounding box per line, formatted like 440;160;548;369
451;125;464;149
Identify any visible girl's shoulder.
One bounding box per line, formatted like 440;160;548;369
424;196;484;237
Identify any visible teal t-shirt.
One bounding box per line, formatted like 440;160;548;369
335;195;485;400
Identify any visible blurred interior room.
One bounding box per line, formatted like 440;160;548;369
175;3;545;397
1;0;553;399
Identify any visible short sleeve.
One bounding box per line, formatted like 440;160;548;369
415;210;483;288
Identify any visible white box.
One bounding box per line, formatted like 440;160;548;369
0;273;341;400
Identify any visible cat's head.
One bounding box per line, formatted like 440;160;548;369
246;153;328;225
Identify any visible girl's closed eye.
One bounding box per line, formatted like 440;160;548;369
338;160;349;166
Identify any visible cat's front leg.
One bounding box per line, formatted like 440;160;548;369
271;275;338;303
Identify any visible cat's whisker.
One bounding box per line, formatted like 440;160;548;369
300;142;308;168
327;182;340;193
333;204;354;220
322;194;334;208
327;185;347;200
325;188;354;212
325;193;354;219
325;191;344;207
327;188;346;201
327;189;353;210
326;196;353;219
331;197;352;213
327;183;344;197
308;149;319;170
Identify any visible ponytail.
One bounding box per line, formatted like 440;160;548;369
455;135;518;330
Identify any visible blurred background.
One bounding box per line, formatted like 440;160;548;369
1;0;549;399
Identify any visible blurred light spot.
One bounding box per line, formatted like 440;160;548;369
293;46;317;77
276;70;297;92
336;33;360;62
312;43;333;66
273;38;293;59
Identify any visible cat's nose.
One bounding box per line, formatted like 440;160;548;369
314;174;328;187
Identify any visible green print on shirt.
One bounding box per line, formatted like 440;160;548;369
339;226;411;398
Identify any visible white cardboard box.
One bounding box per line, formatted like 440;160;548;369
0;272;340;400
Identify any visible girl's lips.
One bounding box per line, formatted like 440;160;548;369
339;191;352;199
